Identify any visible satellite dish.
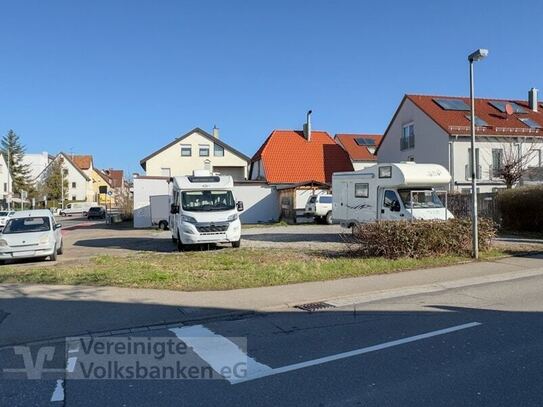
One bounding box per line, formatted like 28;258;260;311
505;103;514;115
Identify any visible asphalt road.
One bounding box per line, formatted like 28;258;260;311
2;271;543;406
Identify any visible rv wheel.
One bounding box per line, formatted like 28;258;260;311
176;235;185;252
158;220;168;230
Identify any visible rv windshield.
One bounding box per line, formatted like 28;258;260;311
181;190;236;212
398;190;444;209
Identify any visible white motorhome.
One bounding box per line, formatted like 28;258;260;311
332;162;453;227
169;171;243;250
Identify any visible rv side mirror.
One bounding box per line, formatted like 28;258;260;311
170;204;179;214
391;201;401;212
236;201;244;212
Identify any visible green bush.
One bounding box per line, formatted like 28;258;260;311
497;187;543;232
350;219;496;259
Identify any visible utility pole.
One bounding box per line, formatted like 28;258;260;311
60;157;65;210
6;148;11;211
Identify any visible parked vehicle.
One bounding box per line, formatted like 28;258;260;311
59;202;98;217
332;162;453;227
87;206;106;219
150;195;170;230
0;210;63;263
0;211;15;228
169;170;243;250
305;194;333;224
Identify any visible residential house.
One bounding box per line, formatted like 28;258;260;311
36;153;93;202
249;113;353;220
334;134;382;170
376;90;543;193
91;169;115;206
22;152;54;184
0;154;11;207
139;127;250;180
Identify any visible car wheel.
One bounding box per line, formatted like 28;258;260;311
50;249;58;261
325;211;333;225
57;241;64;255
231;239;241;248
60;212;66;217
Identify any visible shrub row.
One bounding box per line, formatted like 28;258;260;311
349;218;496;259
497;187;543;232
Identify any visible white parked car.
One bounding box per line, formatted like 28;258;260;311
0;211;15;228
305;194;333;224
0;210;63;263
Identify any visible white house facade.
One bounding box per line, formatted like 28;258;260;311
377;92;543;193
23;152;53;184
140;127;250;180
0;154;11;206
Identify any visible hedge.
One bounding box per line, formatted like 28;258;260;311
497;187;543;232
350;218;496;259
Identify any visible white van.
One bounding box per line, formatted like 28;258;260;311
332;162;453;227
305;194;333;224
169;171;243;250
59;202;99;217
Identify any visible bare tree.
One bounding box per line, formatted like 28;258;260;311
496;141;540;189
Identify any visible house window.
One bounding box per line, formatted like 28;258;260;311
492;149;503;177
63;169;68;176
72;182;77;189
199;145;210;157
161;168;171;177
181;145;192;157
468;148;481;179
3;183;7;192
401;124;415;150
214;144;224;157
71;196;76;201
408;155;415;162
379;166;392;178
354;183;369;198
99;186;108;194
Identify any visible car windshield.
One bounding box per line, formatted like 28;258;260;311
3;217;51;234
89;207;102;212
398;190;445;209
181;190;235;212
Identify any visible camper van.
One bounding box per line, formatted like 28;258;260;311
169;171;243;250
332;162;453;227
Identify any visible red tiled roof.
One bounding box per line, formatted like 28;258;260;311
335;134;382;161
103;169;124;188
71;155;93;170
406;94;543;137
251;130;354;184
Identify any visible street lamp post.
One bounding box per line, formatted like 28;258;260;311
468;48;489;259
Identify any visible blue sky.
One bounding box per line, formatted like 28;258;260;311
1;0;542;176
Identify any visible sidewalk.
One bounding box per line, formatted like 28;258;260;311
1;254;542;347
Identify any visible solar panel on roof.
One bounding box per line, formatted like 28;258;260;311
434;98;470;111
489;101;526;114
354;138;376;146
518;117;542;129
465;115;488;127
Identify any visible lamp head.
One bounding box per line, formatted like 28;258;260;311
468;49;489;62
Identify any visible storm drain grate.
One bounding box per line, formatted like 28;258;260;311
294;302;335;312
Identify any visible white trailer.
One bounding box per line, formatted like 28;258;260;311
150;195;170;230
169;170;243;250
332;162;453;227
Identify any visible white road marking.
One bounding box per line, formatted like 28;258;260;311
66;356;77;373
230;321;482;384
170;325;273;383
50;379;64;402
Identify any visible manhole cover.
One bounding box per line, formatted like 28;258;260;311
294;302;335;312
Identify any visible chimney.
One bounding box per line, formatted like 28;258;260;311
303;110;312;141
529;88;538;112
212;125;219;139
